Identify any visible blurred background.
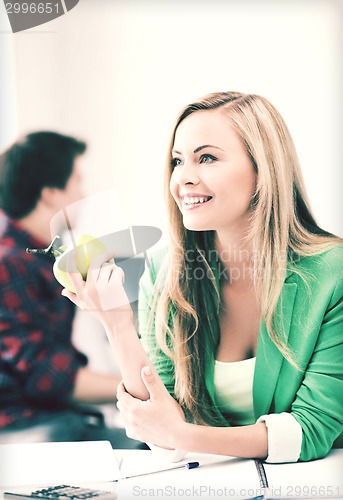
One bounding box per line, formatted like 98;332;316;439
1;0;342;236
0;0;342;427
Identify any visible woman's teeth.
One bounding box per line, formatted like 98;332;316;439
183;196;211;206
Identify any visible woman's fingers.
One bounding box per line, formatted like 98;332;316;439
88;251;117;272
108;265;125;285
141;365;165;401
116;383;140;416
64;250;86;296
61;288;76;302
61;287;84;310
63;247;121;289
61;247;129;313
66;271;86;295
87;252;124;287
95;262;124;286
95;262;115;285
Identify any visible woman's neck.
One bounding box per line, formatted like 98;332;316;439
215;226;254;288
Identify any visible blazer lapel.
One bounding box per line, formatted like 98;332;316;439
253;280;298;417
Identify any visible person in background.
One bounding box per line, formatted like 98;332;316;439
0;131;140;448
63;92;342;463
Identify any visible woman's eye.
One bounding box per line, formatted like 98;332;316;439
171;157;182;168
200;154;217;164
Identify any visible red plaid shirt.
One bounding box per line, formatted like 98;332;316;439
0;212;87;429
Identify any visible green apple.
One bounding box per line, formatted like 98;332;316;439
53;234;107;293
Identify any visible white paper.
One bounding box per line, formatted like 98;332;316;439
116;451;261;500
0;441;120;487
264;449;343;498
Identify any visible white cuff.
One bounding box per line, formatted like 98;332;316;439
147;443;187;462
257;412;302;463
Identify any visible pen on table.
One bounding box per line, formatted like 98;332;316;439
246;489;273;500
114;461;199;481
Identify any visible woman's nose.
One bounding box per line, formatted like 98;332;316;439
175;161;200;186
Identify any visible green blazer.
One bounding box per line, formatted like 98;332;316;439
138;244;343;462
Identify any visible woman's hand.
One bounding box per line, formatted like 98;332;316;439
61;252;134;332
116;365;186;449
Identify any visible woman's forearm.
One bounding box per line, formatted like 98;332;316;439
62;266;152;400
104;316;152;400
172;421;268;459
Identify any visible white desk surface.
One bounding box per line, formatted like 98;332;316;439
1;449;342;500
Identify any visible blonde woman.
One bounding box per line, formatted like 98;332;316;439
63;92;343;463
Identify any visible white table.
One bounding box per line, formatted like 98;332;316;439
1;449;342;499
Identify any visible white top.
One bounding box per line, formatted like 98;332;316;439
212;356;302;463
213;357;256;426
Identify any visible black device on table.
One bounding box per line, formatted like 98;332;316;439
4;485;117;500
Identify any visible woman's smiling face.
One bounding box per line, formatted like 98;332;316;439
169;109;257;233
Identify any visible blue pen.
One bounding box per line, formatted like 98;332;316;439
114;461;199;481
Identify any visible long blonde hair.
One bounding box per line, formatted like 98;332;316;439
149;91;341;426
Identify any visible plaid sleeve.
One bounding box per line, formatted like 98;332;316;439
0;254;87;405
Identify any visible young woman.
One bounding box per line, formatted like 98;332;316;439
63;92;343;463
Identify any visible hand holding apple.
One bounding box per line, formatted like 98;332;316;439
53;234;109;294
27;233;132;331
60;244;133;332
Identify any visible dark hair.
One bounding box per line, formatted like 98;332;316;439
0;131;86;219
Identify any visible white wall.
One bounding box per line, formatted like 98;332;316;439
1;0;341;381
0;5;17;150
1;0;342;237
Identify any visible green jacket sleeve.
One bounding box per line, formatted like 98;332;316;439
291;269;343;461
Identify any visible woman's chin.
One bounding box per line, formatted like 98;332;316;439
183;219;213;232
